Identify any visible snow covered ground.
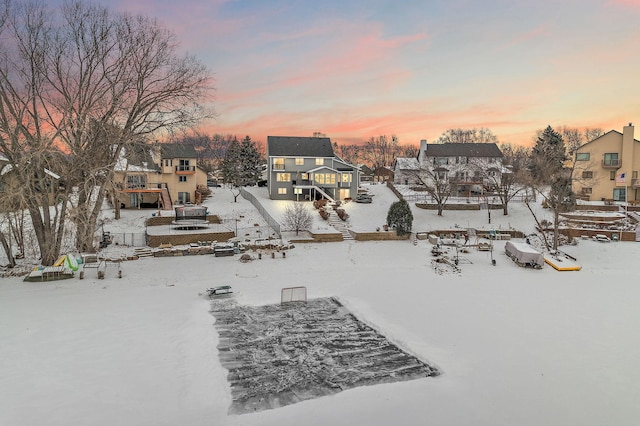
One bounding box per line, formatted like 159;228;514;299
1;184;639;426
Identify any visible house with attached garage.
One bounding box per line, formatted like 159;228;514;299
266;136;360;201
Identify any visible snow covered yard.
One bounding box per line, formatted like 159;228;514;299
1;185;640;425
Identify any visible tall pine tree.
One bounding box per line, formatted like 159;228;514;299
238;136;263;185
529;126;566;184
221;137;241;185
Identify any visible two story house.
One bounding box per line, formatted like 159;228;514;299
266;136;360;201
114;143;207;209
572;123;639;202
395;140;504;195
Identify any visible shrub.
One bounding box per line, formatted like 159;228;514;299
386;199;413;236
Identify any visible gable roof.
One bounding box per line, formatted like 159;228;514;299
424;143;502;158
268;136;334;157
394;157;420;170
160;143;197;159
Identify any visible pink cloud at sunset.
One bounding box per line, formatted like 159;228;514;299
52;0;640;147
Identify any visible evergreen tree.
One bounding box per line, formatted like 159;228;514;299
529;126;566;184
220;137;241;185
386;199;413;236
238;136;263;185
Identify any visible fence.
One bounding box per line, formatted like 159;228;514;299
107;232;147;247
240;187;281;237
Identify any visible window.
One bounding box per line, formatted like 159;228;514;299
610;171;616;180
278;188;287;195
341;173;352;183
126;175;146;189
576;152;590;161
613;187;626;201
435;157;448;166
164;159;172;167
314;173;336;185
582;171;594;179
276;173;291;182
301;173;309;180
178;159;191;171
179;175;187;182
273;158;284;170
582;187;592;194
295;158;304;165
634;171;638;179
604;153;619;167
315;158;324;166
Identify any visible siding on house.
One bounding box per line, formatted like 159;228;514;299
266;136;360;201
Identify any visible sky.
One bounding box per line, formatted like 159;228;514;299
83;0;640;146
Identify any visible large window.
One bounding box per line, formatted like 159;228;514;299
273;158;284;170
126;175;146;189
276;173;291;182
315;173;336;185
613;187;626;201
604;153;619;167
576;152;590;161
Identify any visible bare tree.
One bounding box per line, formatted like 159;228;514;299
437;128;498;144
365;135;402;169
0;1;213;262
470;143;530;216
407;167;452;216
282;202;313;235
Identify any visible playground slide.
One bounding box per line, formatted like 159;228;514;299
65;253;79;271
53;255;67;267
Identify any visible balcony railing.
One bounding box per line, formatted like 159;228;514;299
601;159;621;168
175;165;196;174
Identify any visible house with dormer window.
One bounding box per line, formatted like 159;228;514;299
266;136;360;201
394;139;503;195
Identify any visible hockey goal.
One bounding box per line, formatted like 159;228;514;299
281;286;307;304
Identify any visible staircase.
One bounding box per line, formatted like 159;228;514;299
327;211;353;240
160;188;172;209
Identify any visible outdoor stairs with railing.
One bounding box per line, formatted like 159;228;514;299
160;188;172;209
327;211;353;240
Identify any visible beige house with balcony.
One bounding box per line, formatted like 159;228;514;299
114;143;207;209
572;123;639;202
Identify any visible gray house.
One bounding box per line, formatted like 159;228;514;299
266;136;360;201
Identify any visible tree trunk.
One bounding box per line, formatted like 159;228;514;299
0;231;16;268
